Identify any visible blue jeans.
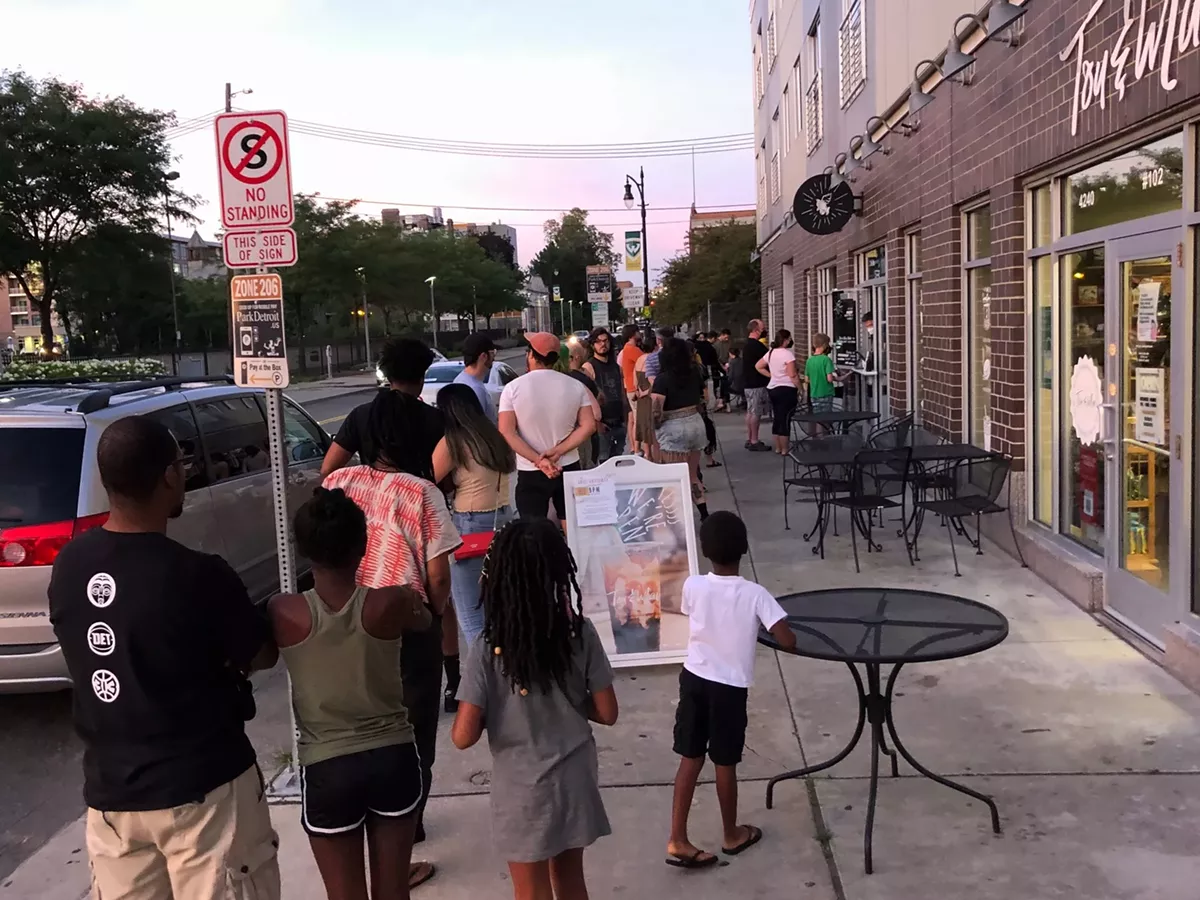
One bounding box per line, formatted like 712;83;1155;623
450;506;511;646
598;424;627;462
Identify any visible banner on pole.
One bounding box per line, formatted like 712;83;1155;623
553;285;562;303
625;230;643;271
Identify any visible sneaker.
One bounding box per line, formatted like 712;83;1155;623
748;441;770;452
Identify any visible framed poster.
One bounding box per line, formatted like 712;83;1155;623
563;457;700;668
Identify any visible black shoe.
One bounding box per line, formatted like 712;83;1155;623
443;688;458;714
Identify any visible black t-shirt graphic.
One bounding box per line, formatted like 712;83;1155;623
334;388;445;480
589;355;626;427
742;339;769;389
49;529;271;811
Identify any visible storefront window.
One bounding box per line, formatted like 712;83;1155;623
906;233;923;419
1120;256;1172;592
1032;184;1052;248
1032;256;1053;525
1062;132;1184;236
965;206;991;447
1061;247;1106;553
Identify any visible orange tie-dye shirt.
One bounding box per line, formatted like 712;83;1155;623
322;467;461;597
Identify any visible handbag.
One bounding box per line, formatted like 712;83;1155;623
454;471;504;562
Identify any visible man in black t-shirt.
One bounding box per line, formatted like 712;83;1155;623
583;326;629;461
741;318;770;451
320;337;444;481
49;416;280;900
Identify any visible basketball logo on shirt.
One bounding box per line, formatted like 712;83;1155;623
86;622;116;657
86;573;116;608
91;669;120;703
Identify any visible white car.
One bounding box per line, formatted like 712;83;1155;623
375;348;449;387
418;360;520;408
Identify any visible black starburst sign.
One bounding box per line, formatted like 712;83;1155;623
792;173;855;236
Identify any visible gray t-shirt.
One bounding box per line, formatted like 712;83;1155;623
457;618;614;787
454;368;495;422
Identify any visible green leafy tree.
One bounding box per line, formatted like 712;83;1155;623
178;277;229;351
0;70;192;352
529;209;619;332
283;196;361;366
658;221;759;330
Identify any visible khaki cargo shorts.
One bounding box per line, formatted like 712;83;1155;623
87;765;280;900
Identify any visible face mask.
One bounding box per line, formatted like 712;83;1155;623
866;326;875;336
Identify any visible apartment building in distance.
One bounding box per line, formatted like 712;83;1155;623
381;207;446;232
751;0;1200;685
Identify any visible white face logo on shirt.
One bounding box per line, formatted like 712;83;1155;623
87;573;117;608
91;669;120;703
87;622;116;657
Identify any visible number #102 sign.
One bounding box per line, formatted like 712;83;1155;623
216;110;298;269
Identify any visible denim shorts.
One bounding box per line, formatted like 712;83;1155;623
811;396;834;413
656;412;707;454
450;506;511;646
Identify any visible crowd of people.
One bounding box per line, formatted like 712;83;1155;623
47;324;803;900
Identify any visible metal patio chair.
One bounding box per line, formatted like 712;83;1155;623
824;446;914;572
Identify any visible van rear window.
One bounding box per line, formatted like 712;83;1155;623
0;429;85;528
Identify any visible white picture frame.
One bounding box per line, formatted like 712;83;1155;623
564;456;700;668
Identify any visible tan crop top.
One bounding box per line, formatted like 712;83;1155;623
452;454;511;513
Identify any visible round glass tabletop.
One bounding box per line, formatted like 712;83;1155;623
760;588;1009;664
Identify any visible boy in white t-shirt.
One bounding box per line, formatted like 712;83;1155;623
665;511;796;869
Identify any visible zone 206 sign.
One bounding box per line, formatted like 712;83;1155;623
215;111;295;229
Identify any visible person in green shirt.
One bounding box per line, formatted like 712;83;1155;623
804;333;842;414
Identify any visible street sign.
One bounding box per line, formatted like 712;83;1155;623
591;302;610;329
223;228;298;269
586;273;612;306
230;274;289;388
622;285;646;309
215;111;294;229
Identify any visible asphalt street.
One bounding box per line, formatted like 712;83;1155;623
0;388;374;881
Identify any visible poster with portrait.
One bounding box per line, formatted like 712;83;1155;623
564;457;700;668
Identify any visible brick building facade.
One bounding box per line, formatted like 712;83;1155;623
758;0;1200;681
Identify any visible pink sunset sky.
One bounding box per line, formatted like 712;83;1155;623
6;0;757;283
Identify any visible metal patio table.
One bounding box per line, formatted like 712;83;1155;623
791;408;879;435
760;588;1008;874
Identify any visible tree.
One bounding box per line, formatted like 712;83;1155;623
658;221;759;329
54;223;175;355
0;70;192;352
529;209;619;332
284;195;361;366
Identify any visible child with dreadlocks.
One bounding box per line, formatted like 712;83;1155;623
451;518;619;900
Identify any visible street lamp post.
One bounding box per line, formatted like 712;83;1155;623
356;267;371;365
425;276;438;349
623;166;650;316
164;171;181;375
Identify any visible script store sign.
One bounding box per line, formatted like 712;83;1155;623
1062;0;1200;136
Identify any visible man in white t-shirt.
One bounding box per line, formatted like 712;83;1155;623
498;332;596;527
665;511;796;870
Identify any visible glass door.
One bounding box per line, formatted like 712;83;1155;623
1103;233;1183;645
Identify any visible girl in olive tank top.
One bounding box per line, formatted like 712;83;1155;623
269;488;436;898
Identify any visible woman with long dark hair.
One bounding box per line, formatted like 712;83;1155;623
323;381;463;891
756;329;801;454
651;337;710;520
451;518;618;900
432;384;516;699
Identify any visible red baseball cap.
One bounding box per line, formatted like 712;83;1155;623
525;332;561;357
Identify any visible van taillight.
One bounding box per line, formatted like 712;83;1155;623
0;514;109;568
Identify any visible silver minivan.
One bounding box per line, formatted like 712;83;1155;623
0;376;330;693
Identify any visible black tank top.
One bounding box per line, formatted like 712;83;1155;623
590;355;625;426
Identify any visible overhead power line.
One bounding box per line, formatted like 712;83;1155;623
309;197;755;214
163;111;754;159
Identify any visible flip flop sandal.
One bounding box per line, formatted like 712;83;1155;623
409;862;437;889
665;849;719;869
723;824;763;856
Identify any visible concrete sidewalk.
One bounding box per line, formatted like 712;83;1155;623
7;413;1200;900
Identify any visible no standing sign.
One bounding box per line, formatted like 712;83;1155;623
215;111;295;229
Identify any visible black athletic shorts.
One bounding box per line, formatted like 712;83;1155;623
673;668;749;766
515;462;581;521
300;741;423;837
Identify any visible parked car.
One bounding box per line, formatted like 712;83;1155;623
419;360;519;407
0;376;331;693
375;347;449;387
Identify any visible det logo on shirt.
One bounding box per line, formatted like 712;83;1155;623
87;622;116;657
